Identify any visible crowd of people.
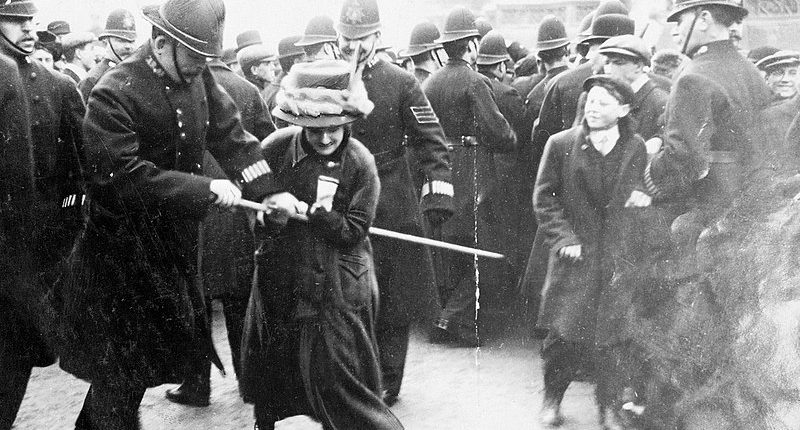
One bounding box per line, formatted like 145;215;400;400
0;0;799;428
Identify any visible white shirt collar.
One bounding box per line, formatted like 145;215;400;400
588;125;620;156
64;63;88;81
630;74;650;93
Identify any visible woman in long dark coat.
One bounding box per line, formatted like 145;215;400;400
239;60;403;430
533;75;648;427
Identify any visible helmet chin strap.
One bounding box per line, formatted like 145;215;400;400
109;40;123;63
171;41;188;85
0;31;32;58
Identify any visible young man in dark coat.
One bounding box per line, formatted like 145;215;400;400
0;49;43;429
534;75;647;427
336;0;454;405
78;8;138;101
58;0;293;427
165;55;277;407
423;6;517;347
754;51;800;154
599;35;669;142
0;4;86;426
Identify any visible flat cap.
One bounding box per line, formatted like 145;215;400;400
583;74;635;105
599;34;651;63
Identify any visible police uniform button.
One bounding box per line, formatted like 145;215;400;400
165;86;171;91
32;95;40;102
176;108;183;115
178;121;183;128
30;72;36;79
180;133;186;139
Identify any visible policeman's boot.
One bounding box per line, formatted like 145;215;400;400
165;361;211;407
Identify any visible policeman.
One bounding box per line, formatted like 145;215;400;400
399;22;444;84
637;1;772;426
58;0;292;426
0;0;85;426
59;31;97;85
599;35;669;141
475;30;527;303
296;15;339;61
79;8;138;101
236;30;278;94
166;34;278;409
0;52;40;430
337;0;454;405
423;6;516;347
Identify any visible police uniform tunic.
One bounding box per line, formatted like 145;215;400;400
423;58;516;329
59;42;279;386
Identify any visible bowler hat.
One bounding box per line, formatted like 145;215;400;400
278;35;304;59
599;34;652;63
100;9;137;42
61;31;97;50
235;30;261;52
477;30;509;66
536;15;569;51
295;15;338;47
756;50;800;71
400;22;442;58
582;13;635;44
0;0;37;18
237;44;275;69
272;59;374;127
337;0;381;40
667;0;748;23
583;74;635;105
142;0;225;58
436;7;479;44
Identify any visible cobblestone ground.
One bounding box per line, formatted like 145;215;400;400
15;303;600;430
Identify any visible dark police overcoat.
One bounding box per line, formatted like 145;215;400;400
59;43;278;386
352;58;453;326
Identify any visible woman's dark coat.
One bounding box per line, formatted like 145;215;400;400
240;127;402;429
533;125;646;346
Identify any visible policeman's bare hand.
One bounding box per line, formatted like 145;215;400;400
209;179;241;209
558;244;582;261
425;209;451;226
625;190;652;208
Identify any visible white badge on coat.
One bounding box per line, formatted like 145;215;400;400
316;175;339;211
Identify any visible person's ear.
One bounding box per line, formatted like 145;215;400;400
618;103;631;118
697;10;713;31
153;35;168;52
250;65;259;76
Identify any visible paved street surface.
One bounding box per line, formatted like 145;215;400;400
15;303;600;429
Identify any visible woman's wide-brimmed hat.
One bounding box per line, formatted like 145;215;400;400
272;59;374;128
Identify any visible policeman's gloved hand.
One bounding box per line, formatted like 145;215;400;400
425;208;452;227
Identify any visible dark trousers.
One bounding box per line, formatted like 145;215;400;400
0;359;31;430
74;381;146;430
438;235;478;328
376;324;410;397
541;337;594;404
181;295;248;384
